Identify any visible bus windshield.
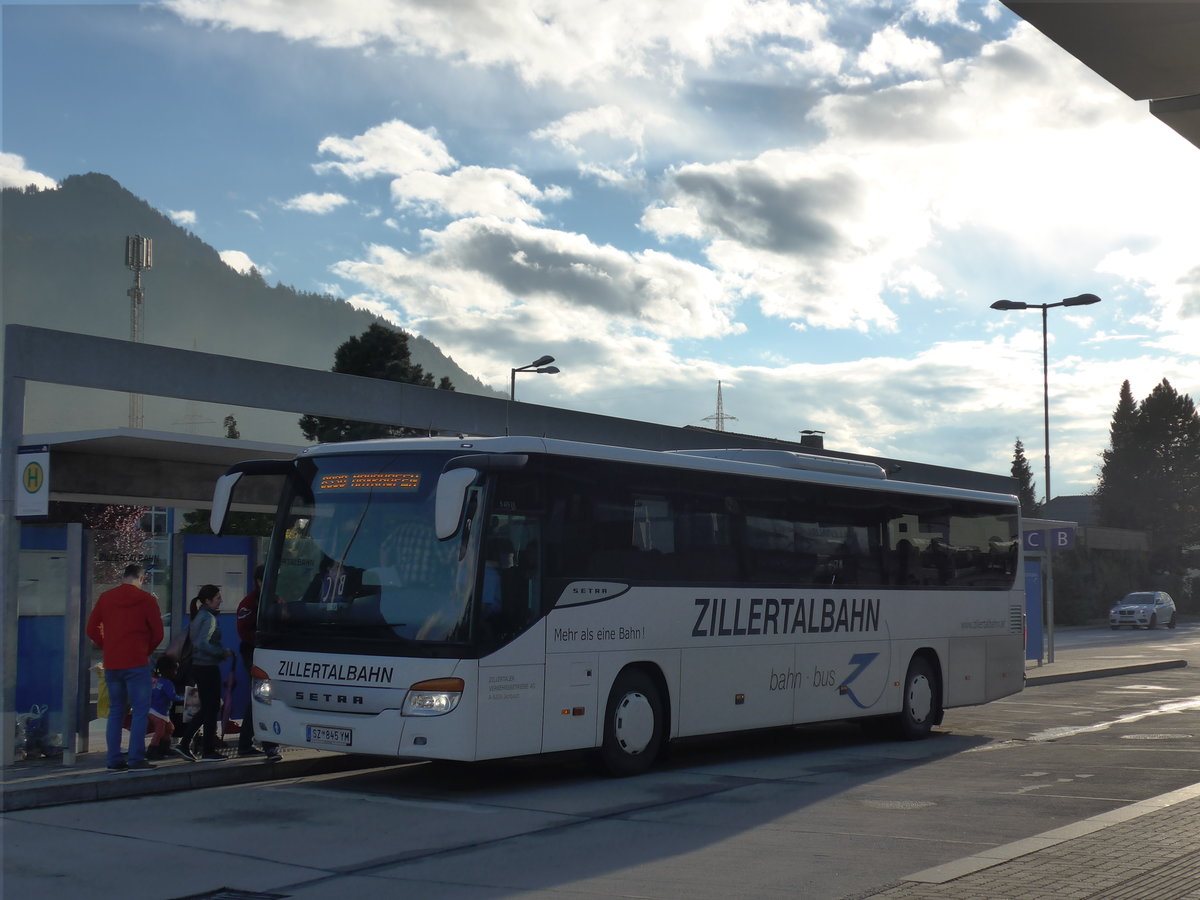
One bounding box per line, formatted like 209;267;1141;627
261;452;479;653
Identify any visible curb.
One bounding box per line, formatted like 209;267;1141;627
1025;658;1187;687
0;752;381;813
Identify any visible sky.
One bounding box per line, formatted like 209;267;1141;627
3;0;1199;498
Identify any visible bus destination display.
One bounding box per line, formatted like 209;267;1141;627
318;473;421;492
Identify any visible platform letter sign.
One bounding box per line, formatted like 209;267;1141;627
1023;527;1076;552
16;444;49;518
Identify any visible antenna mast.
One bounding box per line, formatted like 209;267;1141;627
701;380;737;432
125;234;152;428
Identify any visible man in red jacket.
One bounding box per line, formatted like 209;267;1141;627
86;564;164;771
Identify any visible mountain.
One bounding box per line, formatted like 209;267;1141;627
1;173;502;443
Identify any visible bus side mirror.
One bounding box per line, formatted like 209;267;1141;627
436;468;479;540
210;472;243;535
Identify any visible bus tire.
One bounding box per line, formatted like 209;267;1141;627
598;669;664;777
897;655;940;741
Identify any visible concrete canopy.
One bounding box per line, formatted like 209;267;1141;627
22;428;299;511
1004;1;1200;151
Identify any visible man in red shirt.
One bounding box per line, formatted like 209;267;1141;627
86;564;163;771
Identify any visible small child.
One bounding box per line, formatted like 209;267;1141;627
146;656;181;759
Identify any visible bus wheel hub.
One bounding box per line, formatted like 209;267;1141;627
909;676;932;722
614;692;654;755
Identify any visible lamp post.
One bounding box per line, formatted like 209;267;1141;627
510;355;559;401
991;292;1101;664
990;293;1101;505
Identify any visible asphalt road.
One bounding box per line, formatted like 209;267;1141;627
5;625;1200;900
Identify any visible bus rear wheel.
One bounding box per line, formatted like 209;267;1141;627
897;656;940;740
598;669;664;777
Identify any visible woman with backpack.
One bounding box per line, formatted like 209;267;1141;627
173;585;234;761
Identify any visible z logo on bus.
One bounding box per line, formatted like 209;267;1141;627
838;652;880;709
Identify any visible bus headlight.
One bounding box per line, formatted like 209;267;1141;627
402;677;464;716
251;665;272;705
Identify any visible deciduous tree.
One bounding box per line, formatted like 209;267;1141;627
299;323;455;443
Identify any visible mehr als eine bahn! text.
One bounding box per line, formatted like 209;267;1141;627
211;436;1024;776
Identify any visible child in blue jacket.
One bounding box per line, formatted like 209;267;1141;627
146;656;181;759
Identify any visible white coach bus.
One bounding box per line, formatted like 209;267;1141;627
211;436;1024;775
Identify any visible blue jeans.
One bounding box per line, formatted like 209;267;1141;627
105;664;151;765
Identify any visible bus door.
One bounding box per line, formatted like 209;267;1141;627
475;512;547;759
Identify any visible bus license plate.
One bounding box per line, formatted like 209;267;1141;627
307;724;352;747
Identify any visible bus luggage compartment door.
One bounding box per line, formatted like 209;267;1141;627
542;654;599;752
475;662;545;759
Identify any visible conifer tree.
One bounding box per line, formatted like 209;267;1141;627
1010;438;1040;517
299;323;455;443
1095;380;1141;528
1134;379;1200;549
1095;378;1200;600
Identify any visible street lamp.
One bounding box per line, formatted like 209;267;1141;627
991;292;1100;666
510;355;560;401
990;293;1101;505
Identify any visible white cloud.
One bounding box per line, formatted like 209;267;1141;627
639;21;1200;344
329;215;751;398
219;249;261;274
0;152;57;190
281;192;351;214
330;217;744;370
168;208;197;226
164;0;831;88
391;166;567;221
1098;248;1200;355
532;104;665;185
643;149;910;331
906;0;965;28
534;105;649;152
765;36;845;77
314;119;454;180
310;115;572;221
856;25;942;78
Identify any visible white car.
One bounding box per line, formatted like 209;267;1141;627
1109;591;1177;630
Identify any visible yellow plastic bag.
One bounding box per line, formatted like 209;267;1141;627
95;665;109;719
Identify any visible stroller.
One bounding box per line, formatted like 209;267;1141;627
172;665;241;758
132;658;241;759
16;704;61;761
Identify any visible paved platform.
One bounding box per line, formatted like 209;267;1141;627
868;779;1200;898
0;742;381;812
3;650;1196;900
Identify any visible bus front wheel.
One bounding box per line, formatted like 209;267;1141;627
598;669;664;777
897;656;941;740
